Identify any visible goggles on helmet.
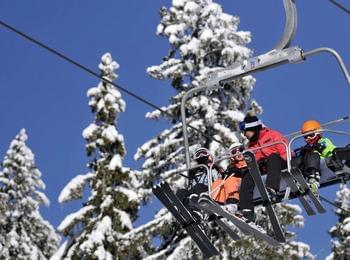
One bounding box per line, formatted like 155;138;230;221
193;150;210;160
304;132;318;141
304;133;320;143
229;146;244;157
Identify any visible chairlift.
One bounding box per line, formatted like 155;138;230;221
154;0;350;257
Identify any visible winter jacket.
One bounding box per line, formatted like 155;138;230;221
247;128;288;162
189;165;223;187
302;137;336;158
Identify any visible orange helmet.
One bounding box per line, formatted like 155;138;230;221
301;120;321;134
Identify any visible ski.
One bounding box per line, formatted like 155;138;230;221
281;169;316;216
291;168;326;213
153;182;219;258
189;196;249;237
244;151;286;243
215;218;242;241
197;195;281;247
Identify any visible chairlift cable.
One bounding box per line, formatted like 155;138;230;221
328;0;350;15
0;19;224;146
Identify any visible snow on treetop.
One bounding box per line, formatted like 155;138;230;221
102;125;123;144
172;0;186;8
184;1;200;13
99;52;120;81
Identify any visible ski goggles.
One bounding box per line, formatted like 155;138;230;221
229;146;244;157
304;133;317;140
193;150;210;160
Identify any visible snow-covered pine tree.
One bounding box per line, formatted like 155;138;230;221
327;184;350;259
0;129;59;259
54;53;143;259
127;0;314;258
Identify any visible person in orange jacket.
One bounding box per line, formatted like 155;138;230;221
238;114;288;222
211;142;246;215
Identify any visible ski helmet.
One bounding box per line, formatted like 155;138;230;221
228;142;244;157
193;147;212;160
301;120;321;134
301;120;322;144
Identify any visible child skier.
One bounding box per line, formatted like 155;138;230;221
210;142;245;215
293;120;336;196
176;147;223;219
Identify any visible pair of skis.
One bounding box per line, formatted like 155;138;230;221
244;151;326;242
285;167;326;214
153;151;326;257
153;180;282;258
244;151;286;243
153;181;219;258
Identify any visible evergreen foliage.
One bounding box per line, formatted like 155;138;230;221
55;53;142;259
327;184;350;259
0;129;59;259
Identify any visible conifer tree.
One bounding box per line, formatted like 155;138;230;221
55;53;142;259
127;1;314;258
327;184;350;259
0;129;59;259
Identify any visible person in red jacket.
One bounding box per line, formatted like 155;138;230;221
238;114;288;222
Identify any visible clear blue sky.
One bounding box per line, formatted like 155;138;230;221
0;1;349;258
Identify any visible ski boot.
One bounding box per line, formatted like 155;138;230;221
236;209;266;233
236;209;255;223
309;178;320;197
266;187;278;203
221;203;238;215
307;170;320;197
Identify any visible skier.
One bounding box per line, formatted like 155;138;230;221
211;142;245;215
238;114;288;222
176;147;223;219
292;120;336;196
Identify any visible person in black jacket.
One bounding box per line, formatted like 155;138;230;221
176;147;223;219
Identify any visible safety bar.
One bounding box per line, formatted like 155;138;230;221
208;154;233;199
168;164;210;179
169;164;213;194
208;141;291;197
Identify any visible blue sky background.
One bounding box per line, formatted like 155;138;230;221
0;0;349;258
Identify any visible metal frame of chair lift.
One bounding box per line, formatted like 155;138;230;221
154;0;350;254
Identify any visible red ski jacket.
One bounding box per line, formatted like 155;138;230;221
247;128;288;162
